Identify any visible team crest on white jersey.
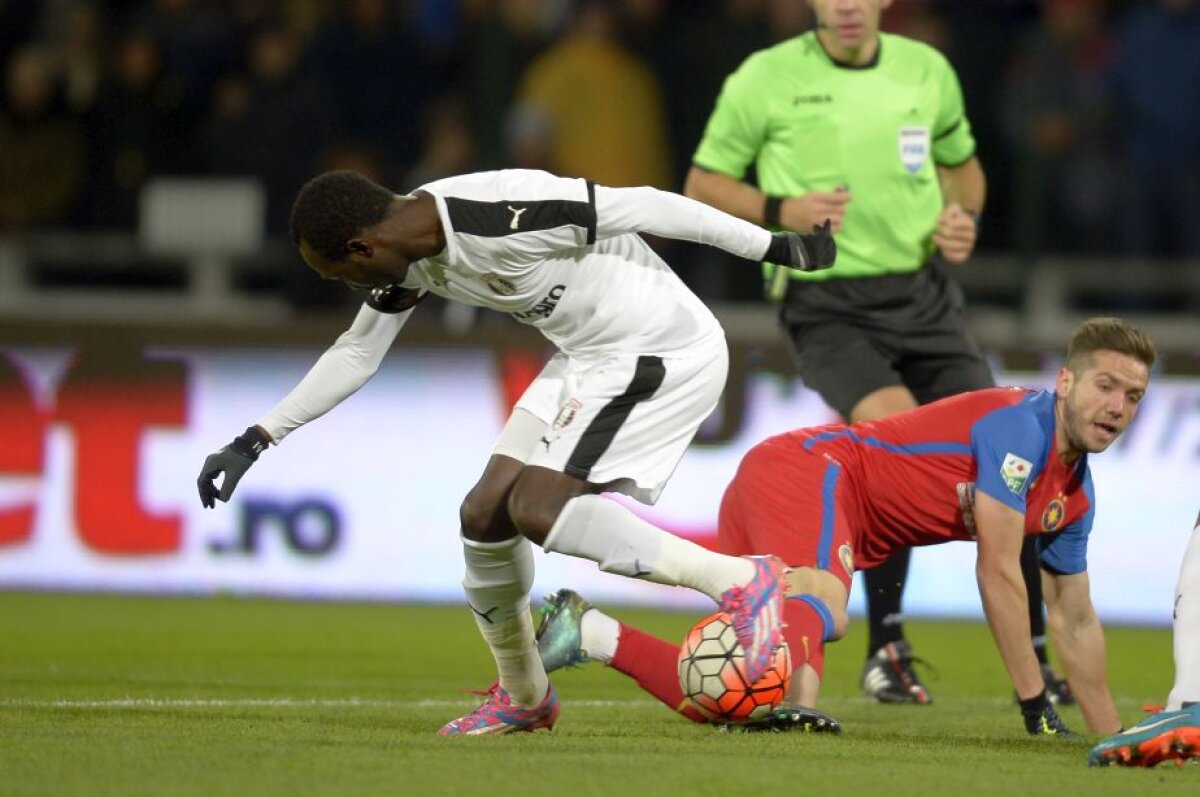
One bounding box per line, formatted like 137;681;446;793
552;398;583;430
481;273;517;296
1000;452;1033;495
898;125;930;174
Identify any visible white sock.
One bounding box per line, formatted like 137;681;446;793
461;535;548;707
542;494;754;600
579;609;620;664
1167;517;1200;710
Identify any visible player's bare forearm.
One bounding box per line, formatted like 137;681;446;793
975;492;1043;699
977;556;1043;699
937;156;986;215
1042;572;1121;733
1048;615;1120;733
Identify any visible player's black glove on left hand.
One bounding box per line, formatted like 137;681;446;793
366;284;426;314
1020;690;1082;739
197;426;270;508
764;219;837;272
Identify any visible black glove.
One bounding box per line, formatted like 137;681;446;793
763;219;837;272
197;426;270;508
1020;690;1082;739
367;284;426;314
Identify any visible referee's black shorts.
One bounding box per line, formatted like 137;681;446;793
777;260;994;420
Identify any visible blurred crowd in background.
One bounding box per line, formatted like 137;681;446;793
1;0;1199;303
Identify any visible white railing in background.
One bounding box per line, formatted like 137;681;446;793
0;228;1196;350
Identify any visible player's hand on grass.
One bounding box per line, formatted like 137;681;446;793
197;426;271;508
1020;690;1082;739
769;219;837;272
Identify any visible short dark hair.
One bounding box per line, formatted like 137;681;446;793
1065;317;1157;373
289;171;394;261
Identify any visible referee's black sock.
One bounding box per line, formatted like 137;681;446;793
864;547;912;655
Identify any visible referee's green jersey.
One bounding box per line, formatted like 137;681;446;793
693;32;976;284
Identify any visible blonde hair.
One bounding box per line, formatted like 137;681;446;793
1065;317;1156;373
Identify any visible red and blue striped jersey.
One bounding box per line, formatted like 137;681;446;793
785;387;1095;573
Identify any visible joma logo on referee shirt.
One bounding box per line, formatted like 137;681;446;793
511;284;566;321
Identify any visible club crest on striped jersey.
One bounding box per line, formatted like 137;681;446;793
898;125;930;174
552;398;583;431
1000;452;1033;495
1041;495;1067;532
838;543;855;578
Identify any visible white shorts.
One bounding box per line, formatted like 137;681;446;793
490;336;729;505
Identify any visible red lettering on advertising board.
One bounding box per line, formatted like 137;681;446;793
497;348;543;414
54;355;188;554
0;354;45;544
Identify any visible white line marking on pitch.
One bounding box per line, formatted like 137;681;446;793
0;697;657;709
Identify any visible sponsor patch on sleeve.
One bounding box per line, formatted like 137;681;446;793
1000;452;1033;495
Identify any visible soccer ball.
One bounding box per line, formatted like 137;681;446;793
677;611;791;723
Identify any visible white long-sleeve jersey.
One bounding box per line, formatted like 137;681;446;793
257;169;775;443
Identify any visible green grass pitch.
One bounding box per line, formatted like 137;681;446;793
1;591;1195;796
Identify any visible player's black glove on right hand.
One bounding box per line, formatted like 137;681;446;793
764;219;837;272
197;426;270;508
1020;690;1082;739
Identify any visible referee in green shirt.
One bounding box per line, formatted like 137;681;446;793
685;0;1070;716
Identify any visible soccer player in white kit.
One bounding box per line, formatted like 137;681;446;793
1089;510;1200;766
196;168;837;735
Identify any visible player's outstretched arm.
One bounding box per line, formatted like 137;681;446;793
252;297;415;443
195;297;414;507
591;185;835;271
975;492;1079;737
1041;569;1122;734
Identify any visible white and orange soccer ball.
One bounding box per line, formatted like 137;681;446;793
677;611;791;723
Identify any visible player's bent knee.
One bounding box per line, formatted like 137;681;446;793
785;566;849;639
459;488;514;543
507;467;588;546
505;489;559;546
459;455;526;542
827;606;850;641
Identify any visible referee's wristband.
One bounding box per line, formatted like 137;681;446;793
763;195;785;228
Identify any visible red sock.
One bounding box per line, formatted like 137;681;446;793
783;596;829;679
610;624;708;723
